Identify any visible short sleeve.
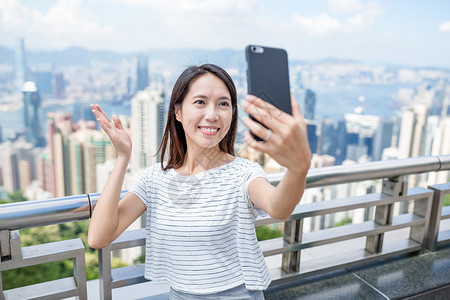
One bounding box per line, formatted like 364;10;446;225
128;167;152;207
242;162;270;218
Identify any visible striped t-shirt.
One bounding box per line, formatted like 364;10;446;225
129;156;272;294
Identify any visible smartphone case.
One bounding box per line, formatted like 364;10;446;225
246;45;291;116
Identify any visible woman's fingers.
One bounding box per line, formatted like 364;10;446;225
113;114;124;130
290;96;305;123
241;99;277;130
241;116;279;143
247;95;290;120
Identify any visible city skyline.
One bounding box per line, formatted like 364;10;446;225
0;0;449;68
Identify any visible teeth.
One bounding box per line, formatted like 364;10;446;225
200;127;219;132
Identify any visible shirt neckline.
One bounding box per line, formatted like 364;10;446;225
170;156;240;179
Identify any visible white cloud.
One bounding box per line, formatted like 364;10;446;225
328;0;364;15
293;0;382;37
293;13;341;36
113;0;259;14
0;0;114;49
439;21;450;34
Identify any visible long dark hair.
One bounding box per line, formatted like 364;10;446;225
158;64;237;171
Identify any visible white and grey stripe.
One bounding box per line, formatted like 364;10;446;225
129;157;271;294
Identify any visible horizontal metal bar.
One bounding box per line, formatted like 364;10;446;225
2;277;79;300
0;238;85;271
0;155;448;231
442;207;450;220
270;238;422;285
0;194;90;230
267;155;449;188
111;264;146;288
260;213;424;256
255;187;432;226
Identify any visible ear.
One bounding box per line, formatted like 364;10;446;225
175;106;181;122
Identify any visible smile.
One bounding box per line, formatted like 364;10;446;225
198;126;220;135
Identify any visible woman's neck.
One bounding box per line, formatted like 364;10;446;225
178;146;234;175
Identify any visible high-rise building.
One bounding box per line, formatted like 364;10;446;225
15;38;29;93
53;72;66;99
83;131;115;194
373;119;394;161
0;144;20;193
318;118;336;156
304;89;316;120
69;133;84;195
306;120;318;154
136;54;149;92
429;117;450;184
335;120;347;164
423;115;440;157
398;103;428;159
23;81;45;147
131;89;165;173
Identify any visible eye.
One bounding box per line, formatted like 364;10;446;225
194;99;205;105
219;101;230;107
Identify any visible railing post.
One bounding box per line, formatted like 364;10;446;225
410;191;433;252
0;230;10;262
0;271;4;300
73;253;87;300
99;246;113;300
366;177;405;253
426;183;450;251
281;219;303;273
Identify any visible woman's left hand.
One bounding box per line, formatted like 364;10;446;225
241;95;311;176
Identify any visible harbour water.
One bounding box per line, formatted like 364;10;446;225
0;82;415;141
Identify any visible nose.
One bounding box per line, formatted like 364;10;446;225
204;104;219;121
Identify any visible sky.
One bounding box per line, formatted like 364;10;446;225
0;0;450;67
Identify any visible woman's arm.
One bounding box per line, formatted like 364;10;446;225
87;104;146;249
241;95;311;220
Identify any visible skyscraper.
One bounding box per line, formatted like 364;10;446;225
335;120;347;164
305;120;318;154
136;54;149;92
15;38;29;93
304;89;316;121
53;72;66;99
0;144;20;193
23;81;45;147
318;118;336;156
131;89;165;173
373;119;394;161
398;103;428;159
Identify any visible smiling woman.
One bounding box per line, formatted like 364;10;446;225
88;63;311;299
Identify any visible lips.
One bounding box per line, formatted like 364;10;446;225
198;126;220;135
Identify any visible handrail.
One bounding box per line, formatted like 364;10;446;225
0;155;449;231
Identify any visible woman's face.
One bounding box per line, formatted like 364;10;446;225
175;73;233;152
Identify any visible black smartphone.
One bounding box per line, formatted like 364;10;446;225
246;45;291;141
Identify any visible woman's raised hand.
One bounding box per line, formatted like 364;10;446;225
90;104;132;159
241;95;311;176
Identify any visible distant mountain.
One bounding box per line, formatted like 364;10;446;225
313;57;363;65
0;46;248;68
0;45;381;69
28;47;135;66
147;48;246;69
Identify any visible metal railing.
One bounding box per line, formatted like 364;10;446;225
0;155;449;299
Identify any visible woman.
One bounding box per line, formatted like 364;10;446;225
88;64;311;299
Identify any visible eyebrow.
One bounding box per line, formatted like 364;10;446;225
193;94;231;101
